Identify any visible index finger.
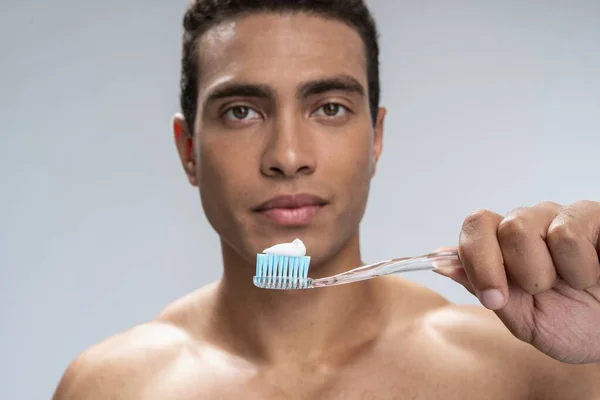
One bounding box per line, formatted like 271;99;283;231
459;209;508;310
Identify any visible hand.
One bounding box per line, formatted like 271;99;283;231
437;201;600;364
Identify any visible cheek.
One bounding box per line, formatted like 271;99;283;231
321;130;373;228
198;142;230;183
330;132;373;188
196;140;256;226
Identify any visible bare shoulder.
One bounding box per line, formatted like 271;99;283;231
381;278;599;399
421;302;530;359
385;277;571;364
382;278;517;357
52;286;218;400
52;320;195;399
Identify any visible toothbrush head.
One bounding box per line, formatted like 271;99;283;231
253;253;312;290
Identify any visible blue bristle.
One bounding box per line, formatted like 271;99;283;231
278;256;283;278
254;253;312;289
278;256;284;275
292;257;299;279
297;258;302;278
282;256;288;279
257;255;263;277
277;255;283;279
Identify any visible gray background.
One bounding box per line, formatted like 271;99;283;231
1;0;599;398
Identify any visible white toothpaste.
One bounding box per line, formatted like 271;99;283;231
262;238;306;257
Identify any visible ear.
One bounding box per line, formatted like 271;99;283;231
172;113;198;187
370;107;386;177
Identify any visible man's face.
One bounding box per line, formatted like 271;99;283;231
174;12;385;268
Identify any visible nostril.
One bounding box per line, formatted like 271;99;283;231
267;166;285;177
296;165;312;175
264;164;313;178
271;165;312;177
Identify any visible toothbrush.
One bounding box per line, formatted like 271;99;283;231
253;249;462;290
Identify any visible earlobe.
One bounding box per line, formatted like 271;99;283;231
172;113;198;187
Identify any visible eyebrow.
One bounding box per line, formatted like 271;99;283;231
203;74;366;107
297;75;366;99
204;83;273;106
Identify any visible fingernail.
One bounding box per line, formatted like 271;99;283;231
479;289;505;310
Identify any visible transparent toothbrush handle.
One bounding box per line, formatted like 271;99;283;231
311;250;462;288
379;250;461;275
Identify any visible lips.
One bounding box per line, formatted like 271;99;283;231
253;193;328;226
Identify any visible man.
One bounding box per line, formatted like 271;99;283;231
53;1;600;398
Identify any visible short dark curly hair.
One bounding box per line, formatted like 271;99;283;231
179;0;380;132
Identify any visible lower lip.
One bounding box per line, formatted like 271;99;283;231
257;205;323;226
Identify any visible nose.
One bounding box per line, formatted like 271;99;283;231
260;114;316;179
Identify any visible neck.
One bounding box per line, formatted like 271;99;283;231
210;233;391;365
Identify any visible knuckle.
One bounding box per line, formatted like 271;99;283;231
547;222;579;248
497;215;529;242
558;204;579;222
560;201;600;241
462;209;494;234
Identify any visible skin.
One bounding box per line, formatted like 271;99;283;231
52;12;600;400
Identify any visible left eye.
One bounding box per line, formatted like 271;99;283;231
313;103;348;117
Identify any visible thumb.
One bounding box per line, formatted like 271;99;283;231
433;267;476;297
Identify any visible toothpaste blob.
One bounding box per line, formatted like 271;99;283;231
254;238;311;289
262;238;306;257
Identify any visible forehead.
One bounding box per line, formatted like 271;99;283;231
196;13;367;95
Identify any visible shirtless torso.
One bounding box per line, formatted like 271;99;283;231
52;277;599;400
48;1;600;397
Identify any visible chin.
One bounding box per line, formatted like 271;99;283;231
304;230;357;268
223;209;357;265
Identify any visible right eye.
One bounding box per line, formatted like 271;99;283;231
222;106;261;122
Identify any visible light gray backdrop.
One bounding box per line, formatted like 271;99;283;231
1;0;599;398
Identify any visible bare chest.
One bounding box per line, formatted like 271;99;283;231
141;351;528;400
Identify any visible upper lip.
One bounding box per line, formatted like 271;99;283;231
253;193;329;211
